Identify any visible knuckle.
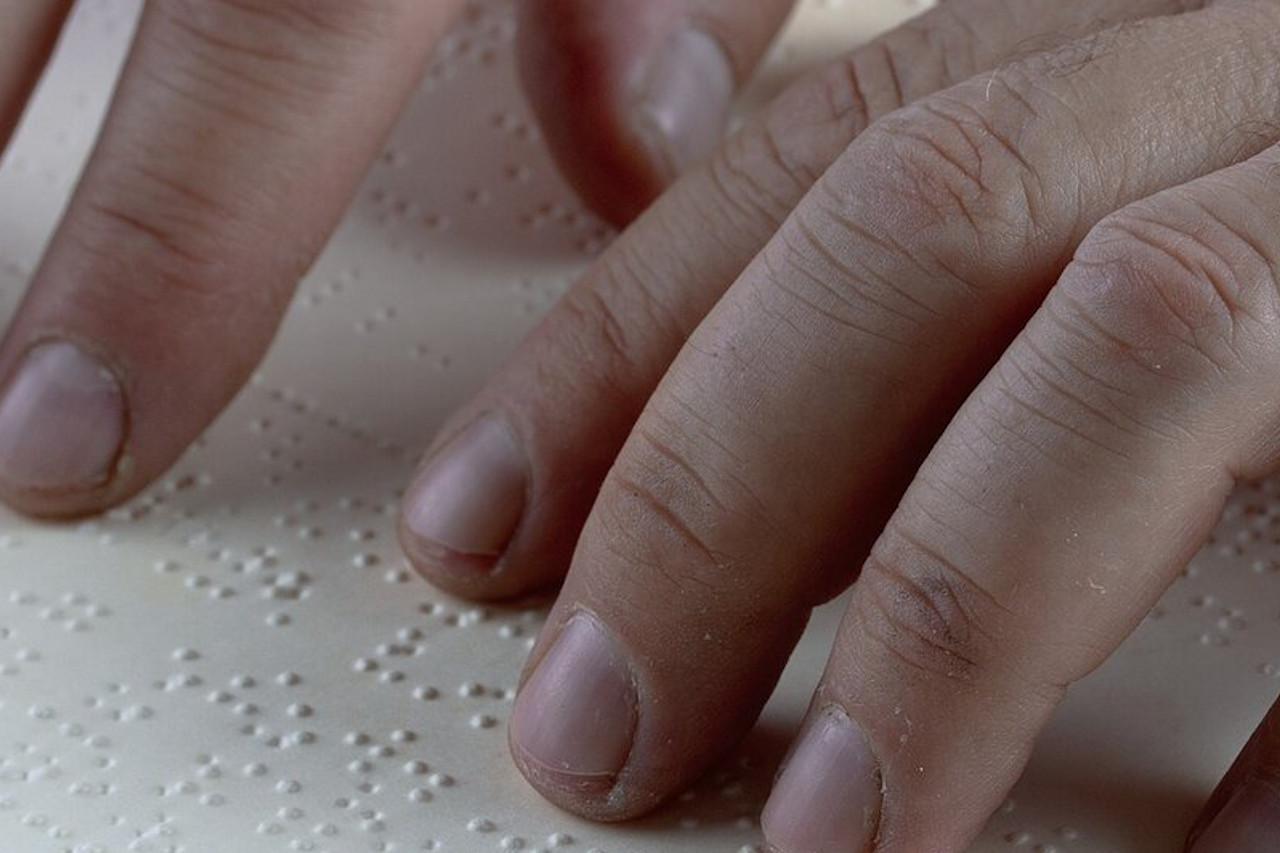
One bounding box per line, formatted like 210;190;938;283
704;43;905;229
839;37;909;120
856;88;1049;252
853;520;1007;685
154;0;397;110
555;279;641;374
72;194;223;279
552;246;686;386
1063;193;1280;371
707;128;811;228
168;0;390;45
592;413;769;598
714;16;966;227
62;182;288;319
72;158;249;268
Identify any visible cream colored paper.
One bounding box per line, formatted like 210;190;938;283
0;1;1267;850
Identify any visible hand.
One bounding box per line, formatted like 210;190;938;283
395;0;1280;848
0;0;793;516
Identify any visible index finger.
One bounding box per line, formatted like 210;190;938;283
0;0;460;516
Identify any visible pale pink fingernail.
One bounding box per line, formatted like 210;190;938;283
400;415;527;566
632;28;735;183
0;340;125;492
510;614;637;797
761;707;883;853
1191;779;1280;853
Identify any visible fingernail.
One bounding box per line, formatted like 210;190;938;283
1191;778;1280;852
510;614;637;797
0;340;125;493
401;415;527;564
761;707;883;853
632;27;735;183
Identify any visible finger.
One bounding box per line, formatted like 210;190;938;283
0;0;461;517
516;0;797;226
0;0;71;148
1188;695;1280;850
765;144;1280;851
401;0;1192;601
508;0;1280;820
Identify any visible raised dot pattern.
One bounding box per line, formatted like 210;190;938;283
4;0;1245;850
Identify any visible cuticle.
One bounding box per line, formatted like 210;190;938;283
810;701;886;849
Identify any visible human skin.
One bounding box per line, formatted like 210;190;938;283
5;1;1280;850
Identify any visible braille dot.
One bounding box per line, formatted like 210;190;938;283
0;7;1152;851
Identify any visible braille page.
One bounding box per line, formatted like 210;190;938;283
0;1;1268;851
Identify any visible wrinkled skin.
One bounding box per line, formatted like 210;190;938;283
4;1;1280;850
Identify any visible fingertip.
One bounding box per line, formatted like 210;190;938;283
516;0;735;227
396;511;506;600
0;485;124;522
397;513;560;603
507;719;661;823
507;729;627;822
629;27;735;187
